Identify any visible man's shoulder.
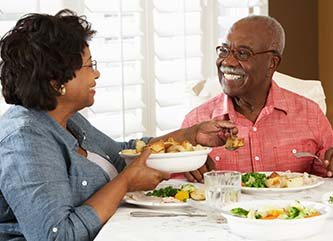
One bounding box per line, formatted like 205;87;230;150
183;93;226;126
279;86;321;107
187;93;225;115
192;93;225;110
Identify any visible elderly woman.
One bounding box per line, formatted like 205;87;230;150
0;9;236;241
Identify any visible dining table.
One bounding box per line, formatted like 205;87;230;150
94;178;333;241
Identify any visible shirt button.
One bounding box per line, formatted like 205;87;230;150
292;149;297;154
52;227;58;233
253;127;257;132
254;156;260;161
83;135;86;140
82;180;88;186
215;156;220;161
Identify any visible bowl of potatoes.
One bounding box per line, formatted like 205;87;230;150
120;138;211;173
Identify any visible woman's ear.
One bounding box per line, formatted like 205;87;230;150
50;80;66;96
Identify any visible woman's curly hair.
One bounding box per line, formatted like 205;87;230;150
0;9;96;110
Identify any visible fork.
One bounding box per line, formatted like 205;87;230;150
293;151;324;164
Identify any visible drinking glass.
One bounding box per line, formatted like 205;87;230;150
204;171;241;212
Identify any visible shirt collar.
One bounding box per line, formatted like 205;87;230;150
211;80;288;120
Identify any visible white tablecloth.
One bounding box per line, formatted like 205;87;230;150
94;179;333;241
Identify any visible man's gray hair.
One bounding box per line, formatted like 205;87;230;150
233;15;285;55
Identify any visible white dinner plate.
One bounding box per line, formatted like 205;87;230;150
124;193;190;209
123;181;204;209
241;172;324;194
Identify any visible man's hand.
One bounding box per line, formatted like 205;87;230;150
324;148;333;177
190;119;237;147
184;156;216;183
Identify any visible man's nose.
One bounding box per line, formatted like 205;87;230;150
222;52;239;67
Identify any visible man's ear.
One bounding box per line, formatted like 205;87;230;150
270;55;281;69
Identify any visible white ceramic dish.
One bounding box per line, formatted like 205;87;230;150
222;200;331;241
124;194;190;209
241;172;324;194
119;148;212;173
123;181;205;209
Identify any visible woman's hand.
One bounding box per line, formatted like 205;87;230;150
122;149;170;192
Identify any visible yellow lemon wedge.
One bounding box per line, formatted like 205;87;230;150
174;190;189;202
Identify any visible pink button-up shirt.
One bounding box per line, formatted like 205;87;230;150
182;81;333;176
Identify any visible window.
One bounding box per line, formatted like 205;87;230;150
0;0;268;139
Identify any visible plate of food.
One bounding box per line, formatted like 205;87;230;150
241;171;324;194
119;138;211;173
222;199;331;240
124;183;205;209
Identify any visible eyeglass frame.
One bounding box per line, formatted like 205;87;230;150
216;44;281;62
82;59;97;71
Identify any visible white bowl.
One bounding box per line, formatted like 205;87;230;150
222;200;331;241
119;148;211;173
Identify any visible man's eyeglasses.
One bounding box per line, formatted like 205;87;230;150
216;44;280;62
82;60;97;71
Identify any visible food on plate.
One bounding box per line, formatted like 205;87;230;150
329;196;333;204
121;137;206;155
242;171;318;188
135;139;146;153
145;184;205;202
190;189;205;201
225;135;245;151
242;172;267;188
120;149;137;155
230;201;321;220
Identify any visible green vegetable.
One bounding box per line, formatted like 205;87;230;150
242;173;267;188
329;196;333;204
146;186;179;197
180;183;196;193
230;208;249;217
287;207;300;219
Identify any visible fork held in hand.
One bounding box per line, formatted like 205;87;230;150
293;151;324;164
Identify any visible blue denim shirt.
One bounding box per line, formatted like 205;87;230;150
0;106;150;241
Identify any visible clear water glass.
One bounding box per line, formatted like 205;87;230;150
204;171;241;212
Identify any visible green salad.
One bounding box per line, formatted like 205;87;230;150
242;172;267;188
230;201;320;220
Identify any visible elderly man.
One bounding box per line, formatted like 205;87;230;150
181;15;333;182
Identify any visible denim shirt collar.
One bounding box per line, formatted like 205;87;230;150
28;108;83;151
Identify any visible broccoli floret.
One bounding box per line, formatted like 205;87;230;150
242;173;267;188
146;186;179;197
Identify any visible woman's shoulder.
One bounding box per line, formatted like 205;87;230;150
0;106;55;142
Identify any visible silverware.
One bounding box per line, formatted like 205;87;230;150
130;211;207;217
293;151;324;164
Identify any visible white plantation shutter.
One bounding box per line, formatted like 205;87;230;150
0;0;268;140
83;0;145;141
217;0;268;42
153;0;204;136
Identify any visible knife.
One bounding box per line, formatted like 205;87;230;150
130;211;207;217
